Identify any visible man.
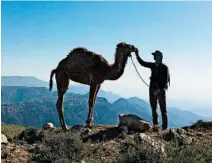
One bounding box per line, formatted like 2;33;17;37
135;50;170;130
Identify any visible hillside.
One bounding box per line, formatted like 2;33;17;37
1;76;121;103
1;86;54;104
1;94;118;127
1;86;203;128
1;121;212;163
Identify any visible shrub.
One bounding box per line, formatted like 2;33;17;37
118;138;164;163
31;130;90;163
165;143;212;163
18;127;44;144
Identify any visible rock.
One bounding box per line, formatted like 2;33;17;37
71;124;85;131
84;128;91;134
119;125;128;134
1;134;9;144
18;128;44;144
161;128;193;146
152;125;160;132
81;159;86;163
22;144;36;152
118;114;152;133
134;133;165;153
187;131;195;136
1;143;29;163
197;132;203;137
43;122;54;130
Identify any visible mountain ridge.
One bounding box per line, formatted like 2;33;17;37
1;76;121;103
1;86;204;128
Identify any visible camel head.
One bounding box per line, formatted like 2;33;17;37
116;42;138;57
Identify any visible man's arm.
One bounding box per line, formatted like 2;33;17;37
164;65;170;90
135;52;154;69
167;67;170;86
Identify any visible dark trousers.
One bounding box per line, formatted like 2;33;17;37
149;86;168;129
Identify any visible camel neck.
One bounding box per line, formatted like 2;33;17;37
106;50;129;80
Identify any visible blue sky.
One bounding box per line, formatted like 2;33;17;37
2;2;212;109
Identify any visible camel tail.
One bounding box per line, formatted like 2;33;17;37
49;69;56;91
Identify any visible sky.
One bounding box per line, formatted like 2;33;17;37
1;1;212;110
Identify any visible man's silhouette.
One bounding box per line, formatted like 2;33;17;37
135;50;170;130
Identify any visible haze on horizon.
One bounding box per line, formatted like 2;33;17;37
1;2;212;110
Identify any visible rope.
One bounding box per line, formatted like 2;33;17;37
130;56;152;123
130;56;149;87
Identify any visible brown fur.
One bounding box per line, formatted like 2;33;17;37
49;42;137;130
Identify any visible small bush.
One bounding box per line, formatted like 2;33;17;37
18;127;44;144
31;130;90;163
165;143;212;163
118;138;164;163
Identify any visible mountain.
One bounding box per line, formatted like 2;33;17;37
1;86;203;128
191;108;212;120
1;76;49;87
1;86;54;104
1;90;118;127
165;108;203;127
70;84;121;103
1;76;121;103
112;98;151;122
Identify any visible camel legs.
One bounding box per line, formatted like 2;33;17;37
56;72;69;131
86;84;100;127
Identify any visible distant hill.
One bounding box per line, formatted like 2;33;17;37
191;108;212;120
112;98;151;122
1;87;118;127
1;86;203;128
70;84;121;103
1;86;54;104
1;76;49;87
1;76;121;103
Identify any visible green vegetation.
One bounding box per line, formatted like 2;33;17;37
165;143;212;163
1;123;25;141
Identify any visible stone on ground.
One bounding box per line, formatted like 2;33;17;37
118;114;152;133
1;133;9;144
43;122;54;130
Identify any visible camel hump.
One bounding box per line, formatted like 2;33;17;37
69;47;96;57
71;47;88;53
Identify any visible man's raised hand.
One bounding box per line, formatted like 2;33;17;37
135;48;139;57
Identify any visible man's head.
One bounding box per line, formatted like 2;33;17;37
152;50;163;65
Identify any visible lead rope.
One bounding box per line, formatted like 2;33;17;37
130;56;149;87
130;55;153;123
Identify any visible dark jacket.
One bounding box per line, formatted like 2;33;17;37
136;56;170;89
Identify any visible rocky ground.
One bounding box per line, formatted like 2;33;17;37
1;120;212;163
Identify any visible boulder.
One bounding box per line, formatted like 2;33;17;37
134;133;165;153
43;122;54;130
1;134;9;144
118;114;152;133
161;128;193;146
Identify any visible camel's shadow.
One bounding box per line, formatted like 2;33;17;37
83;127;123;142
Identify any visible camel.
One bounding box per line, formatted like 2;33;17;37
49;42;138;131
